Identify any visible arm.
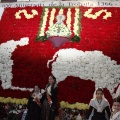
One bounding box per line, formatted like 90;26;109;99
26;96;33;109
86;106;94;119
40;92;46;104
105;106;111;119
51;87;58;114
51;87;58;104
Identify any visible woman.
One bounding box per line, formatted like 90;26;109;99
25;85;42;120
41;75;58;120
110;97;120;120
86;88;111;120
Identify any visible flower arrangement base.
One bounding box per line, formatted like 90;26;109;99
59;108;88;120
48;36;70;48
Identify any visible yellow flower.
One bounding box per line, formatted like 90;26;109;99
49;8;56;27
59;8;63;14
66;8;71;30
74;8;80;35
84;9;112;20
39;8;49;36
60;101;89;110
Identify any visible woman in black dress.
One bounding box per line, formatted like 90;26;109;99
25;85;42;120
41;75;58;120
86;88;111;120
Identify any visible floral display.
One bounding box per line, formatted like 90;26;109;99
60;101;89;110
0;6;120;106
47;49;120;96
38;8;49;36
0;102;88;120
0;97;28;105
15;9;38;19
46;21;71;38
0;103;26;120
36;7;81;43
84;8;112;20
0;37;29;89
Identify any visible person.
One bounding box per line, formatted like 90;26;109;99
41;75;58;120
25;85;42;120
86;88;111;120
110;96;120;120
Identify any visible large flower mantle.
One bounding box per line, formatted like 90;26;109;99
0;6;120;104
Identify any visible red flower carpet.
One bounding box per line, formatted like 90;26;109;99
0;6;120;105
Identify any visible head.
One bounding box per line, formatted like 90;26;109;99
33;85;40;93
112;97;120;112
48;75;56;85
95;88;104;99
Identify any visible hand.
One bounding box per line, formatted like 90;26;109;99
32;93;35;98
50;101;52;105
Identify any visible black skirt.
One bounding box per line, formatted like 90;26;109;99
91;110;107;120
41;98;56;120
25;101;41;120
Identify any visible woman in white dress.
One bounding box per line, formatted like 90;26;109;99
110;97;120;120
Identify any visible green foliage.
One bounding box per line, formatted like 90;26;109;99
71;35;80;42
35;35;48;42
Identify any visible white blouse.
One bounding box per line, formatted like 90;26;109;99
110;111;120;120
47;85;52;96
33;92;42;101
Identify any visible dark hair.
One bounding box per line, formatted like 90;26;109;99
51;75;56;84
96;88;104;94
113;96;120;103
32;84;41;93
47;75;57;89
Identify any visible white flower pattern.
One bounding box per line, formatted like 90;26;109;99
47;48;120;96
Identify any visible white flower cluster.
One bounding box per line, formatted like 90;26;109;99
66;8;71;30
59;8;63;14
84;8;112;20
10;86;33;92
0;37;29;89
39;8;49;36
49;8;56;27
15;9;38;19
73;8;80;36
0;7;4;20
47;48;120;96
11;86;45;93
46;23;71;37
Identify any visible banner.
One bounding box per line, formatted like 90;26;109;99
0;1;120;8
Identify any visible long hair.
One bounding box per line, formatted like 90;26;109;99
47;75;57;90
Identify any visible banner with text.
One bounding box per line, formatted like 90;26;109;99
0;1;120;8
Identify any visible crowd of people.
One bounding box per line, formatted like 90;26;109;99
22;75;120;120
